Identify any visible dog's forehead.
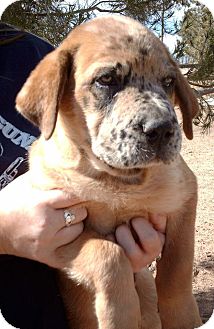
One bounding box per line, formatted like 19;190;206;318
78;16;157;57
70;16;172;81
83;15;145;36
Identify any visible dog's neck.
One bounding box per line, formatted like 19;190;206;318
31;132;147;187
29;120;196;216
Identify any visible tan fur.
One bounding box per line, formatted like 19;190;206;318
16;16;202;329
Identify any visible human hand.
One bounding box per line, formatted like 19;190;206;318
115;214;166;273
0;172;87;268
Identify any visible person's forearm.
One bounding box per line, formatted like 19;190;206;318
0;195;11;255
0;233;8;254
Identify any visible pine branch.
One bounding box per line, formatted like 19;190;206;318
195;88;214;97
189;81;214;89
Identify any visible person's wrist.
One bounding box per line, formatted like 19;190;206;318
0;228;10;255
0;209;13;255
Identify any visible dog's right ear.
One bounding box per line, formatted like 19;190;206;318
16;49;72;140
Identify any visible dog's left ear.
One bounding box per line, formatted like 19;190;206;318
16;49;71;140
174;67;199;140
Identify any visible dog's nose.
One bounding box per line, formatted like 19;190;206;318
143;120;174;145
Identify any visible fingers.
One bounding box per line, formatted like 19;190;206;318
115;224;148;272
41;189;84;209
54;206;87;231
115;224;139;251
149;213;167;233
115;217;166;273
131;218;165;251
55;222;84;248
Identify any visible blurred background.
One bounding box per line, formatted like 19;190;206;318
1;0;214;132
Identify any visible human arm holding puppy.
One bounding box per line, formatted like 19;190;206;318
0;172;87;267
0;172;166;271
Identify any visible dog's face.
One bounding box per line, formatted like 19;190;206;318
16;16;199;178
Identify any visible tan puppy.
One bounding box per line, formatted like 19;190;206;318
16;16;202;329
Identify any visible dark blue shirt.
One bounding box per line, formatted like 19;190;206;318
0;23;53;189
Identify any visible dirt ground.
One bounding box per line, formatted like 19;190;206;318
181;123;214;324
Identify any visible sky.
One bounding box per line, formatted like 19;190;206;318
162;7;185;53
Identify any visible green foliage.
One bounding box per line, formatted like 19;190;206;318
2;0;94;46
2;0;191;45
192;28;214;82
174;4;214;81
174;3;214;131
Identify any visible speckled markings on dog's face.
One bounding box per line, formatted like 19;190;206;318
74;16;182;171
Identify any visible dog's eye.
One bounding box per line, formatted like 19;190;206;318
97;74;117;86
162;77;175;88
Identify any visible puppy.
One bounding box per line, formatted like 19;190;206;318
16;15;202;329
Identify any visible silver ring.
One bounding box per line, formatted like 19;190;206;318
63;210;76;227
155;253;162;262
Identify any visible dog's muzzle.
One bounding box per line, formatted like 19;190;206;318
141;120;175;147
91;89;182;171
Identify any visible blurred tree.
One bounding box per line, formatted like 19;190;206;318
2;0;213;130
108;0;191;41
2;0;94;46
174;3;214;131
2;0;191;45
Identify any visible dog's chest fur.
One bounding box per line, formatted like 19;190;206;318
29;142;195;235
76;162;194;234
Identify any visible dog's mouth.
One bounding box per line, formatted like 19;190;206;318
87;125;181;178
89;128;182;177
89;144;180;179
90;153;144;178
105;162;143;177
